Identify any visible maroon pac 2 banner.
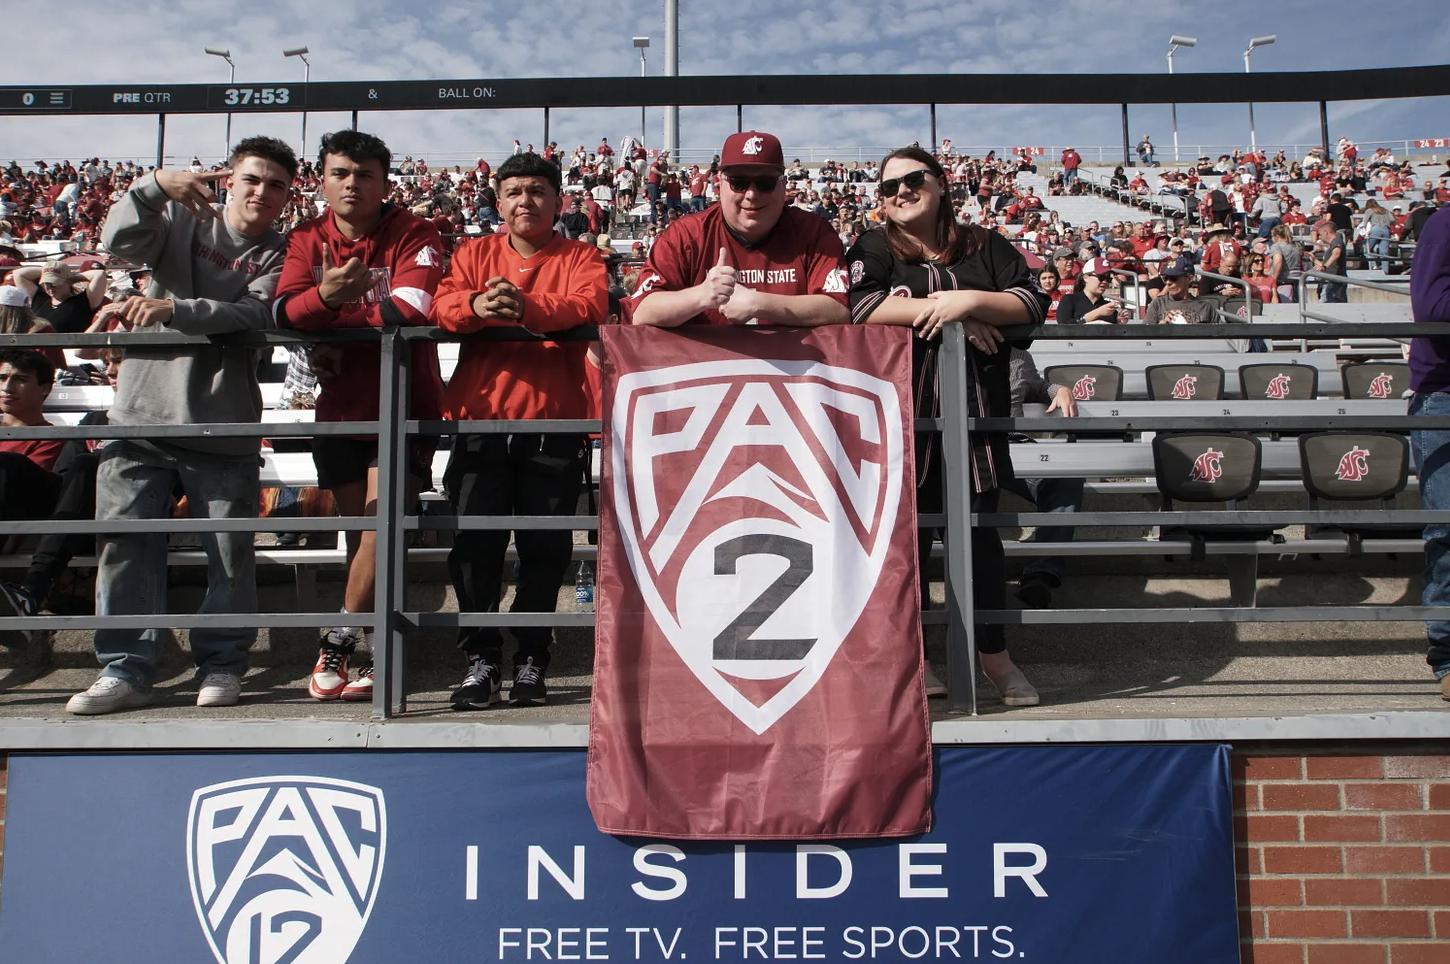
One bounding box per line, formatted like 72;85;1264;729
587;325;931;840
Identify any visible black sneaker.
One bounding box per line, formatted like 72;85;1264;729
450;658;501;711
0;582;38;650
1015;573;1056;610
509;657;548;707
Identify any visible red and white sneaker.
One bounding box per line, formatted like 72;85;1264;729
340;664;373;702
308;628;360;700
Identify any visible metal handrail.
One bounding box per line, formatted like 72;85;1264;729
6;319;1450;718
1194;267;1256;323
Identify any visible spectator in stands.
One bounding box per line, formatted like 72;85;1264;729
1005;347;1082;610
1267;223;1303;302
1051;247;1079;284
1360;199;1395;269
626;131;848;330
1146;257;1218;325
1408;202;1450;700
1038;266;1062;321
0;347;126;646
1137;135;1157;167
846;146;1049;706
1407;200;1437;243
10;262;106;334
1310;218;1348;303
1242;252;1278;304
275;130;446;704
0;349;64;523
1060;147;1081;187
1251;188;1284;238
1058;258;1124;325
64;136;297;715
559;195;590;239
432;152;608;710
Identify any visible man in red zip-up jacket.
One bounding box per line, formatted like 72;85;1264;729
432;151;608;710
274;129;445;704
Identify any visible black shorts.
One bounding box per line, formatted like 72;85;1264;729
312;437;437;490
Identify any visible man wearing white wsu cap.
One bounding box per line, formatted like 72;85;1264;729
625;130;849;328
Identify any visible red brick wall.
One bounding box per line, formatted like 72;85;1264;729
1236;747;1450;964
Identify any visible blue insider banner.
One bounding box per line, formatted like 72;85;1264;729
0;744;1237;963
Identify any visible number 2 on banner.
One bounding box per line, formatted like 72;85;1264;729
713;535;816;660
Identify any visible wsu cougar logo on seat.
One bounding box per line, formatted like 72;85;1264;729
1072;375;1098;400
1335;445;1371;482
611;359;904;734
1171;374;1199;400
1189;447;1225;483
1367;372;1395;399
186;776;386;964
1264;373;1292;399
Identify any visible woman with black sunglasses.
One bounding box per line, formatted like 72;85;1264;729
846;146;1050;706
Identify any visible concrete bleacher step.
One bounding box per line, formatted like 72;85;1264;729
4;563;1429;722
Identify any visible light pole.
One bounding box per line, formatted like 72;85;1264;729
1244;35;1276;154
1166;35;1196;163
283;46;311;155
633;37;649;146
204;47;234;161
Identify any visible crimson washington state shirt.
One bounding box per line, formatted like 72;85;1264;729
623;204;848;326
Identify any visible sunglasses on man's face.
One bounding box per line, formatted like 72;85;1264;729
879;169;933;197
724;174;781;193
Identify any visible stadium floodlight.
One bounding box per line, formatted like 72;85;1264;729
1166;36;1198;162
205;48;236;162
1244;36;1277;153
284;47;312;156
633;37;650;144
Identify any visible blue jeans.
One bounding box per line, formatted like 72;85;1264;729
1367;226;1391;269
1001;474;1085;585
1409;392;1450;677
93;441;259;688
1319;278;1348;303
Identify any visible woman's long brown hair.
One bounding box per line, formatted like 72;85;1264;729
878;146;982;265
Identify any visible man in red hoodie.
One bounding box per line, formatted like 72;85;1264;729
432;151;608;709
274;130;445;703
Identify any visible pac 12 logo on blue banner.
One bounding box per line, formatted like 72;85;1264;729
0;744;1239;962
186;776;386;964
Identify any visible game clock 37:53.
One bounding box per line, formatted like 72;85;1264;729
218;87;292;107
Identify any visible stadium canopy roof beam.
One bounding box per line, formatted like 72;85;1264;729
5;66;1447;166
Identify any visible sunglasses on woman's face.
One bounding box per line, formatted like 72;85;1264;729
724;174;781;193
879;169;933;197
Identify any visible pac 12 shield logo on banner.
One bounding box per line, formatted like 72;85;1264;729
186;776;387;964
588;325;930;840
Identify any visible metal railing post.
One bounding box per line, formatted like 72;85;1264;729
937;325;979;715
372;327;407;719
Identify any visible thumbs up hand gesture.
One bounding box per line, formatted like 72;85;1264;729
698;246;736;309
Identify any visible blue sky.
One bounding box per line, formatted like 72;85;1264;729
1;0;1448;169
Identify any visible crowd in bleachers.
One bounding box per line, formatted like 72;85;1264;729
1;125;1447;713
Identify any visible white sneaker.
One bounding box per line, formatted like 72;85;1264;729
197;672;242;707
923;664;947;698
66;676;155;716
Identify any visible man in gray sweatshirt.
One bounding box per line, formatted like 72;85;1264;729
66;136;297;715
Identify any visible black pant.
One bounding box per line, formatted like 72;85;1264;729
444;433;587;668
21;443;100;602
916;446;1007;655
0;451;62;521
